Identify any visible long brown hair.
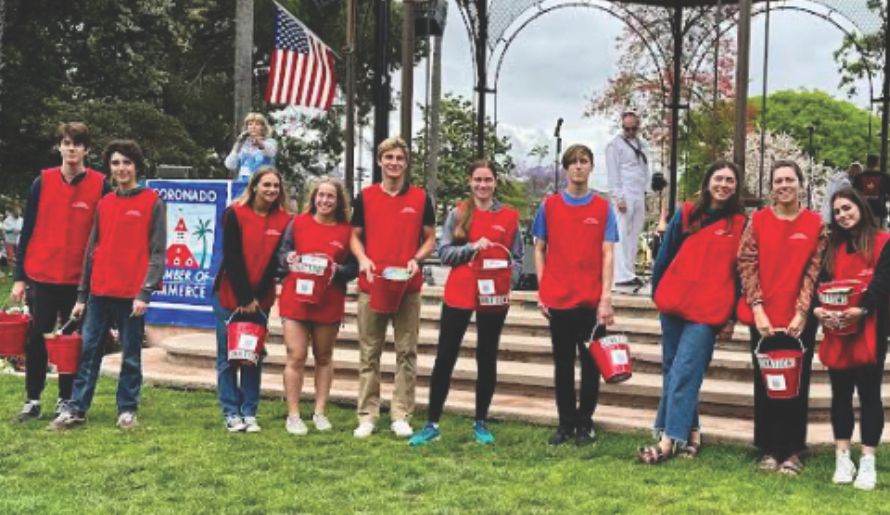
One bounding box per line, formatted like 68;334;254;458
234;166;289;213
685;160;743;234
823;187;879;276
306;176;350;223
453;160;497;244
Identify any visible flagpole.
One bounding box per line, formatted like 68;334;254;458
344;0;357;197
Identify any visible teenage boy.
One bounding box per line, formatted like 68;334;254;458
50;140;165;430
350;137;436;439
10;122;110;421
533;143;618;446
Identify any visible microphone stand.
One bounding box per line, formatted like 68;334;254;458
553;117;563;192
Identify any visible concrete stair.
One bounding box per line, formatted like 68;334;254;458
121;286;890;445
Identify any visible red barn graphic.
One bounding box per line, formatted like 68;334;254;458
166;216;199;269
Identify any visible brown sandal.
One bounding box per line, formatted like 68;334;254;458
758;455;779;472
638;445;673;465
778;455;803;476
677;435;702;459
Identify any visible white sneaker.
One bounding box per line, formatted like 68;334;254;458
116;412;138;430
224;415;246;432
854;455;877;491
832;451;856;484
243;416;261;433
285;415;308;435
353;421;375;439
312;413;333;432
390;418;413;438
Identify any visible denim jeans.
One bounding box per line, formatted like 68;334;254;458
654;314;717;445
213;296;262;418
69;295;144;415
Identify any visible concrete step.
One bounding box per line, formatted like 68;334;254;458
160;333;879;422
100;347;886;446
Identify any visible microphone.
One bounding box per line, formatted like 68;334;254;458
554;118;563;138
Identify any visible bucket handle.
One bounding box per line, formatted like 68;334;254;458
226;309;269;326
753;328;805;355
470;242;512;267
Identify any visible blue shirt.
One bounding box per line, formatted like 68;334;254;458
531;191;619;243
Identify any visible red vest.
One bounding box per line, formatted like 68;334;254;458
217;204;290;311
818;231;890;369
654;203;746;325
356;184;427;294
443;203;519;310
737;207;823;326
538;193;608;310
24;167;105;285
279;213;352;323
90;189;159;298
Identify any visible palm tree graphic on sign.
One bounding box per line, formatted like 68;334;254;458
192;219;214;269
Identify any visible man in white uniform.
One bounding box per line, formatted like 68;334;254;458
606;111;650;288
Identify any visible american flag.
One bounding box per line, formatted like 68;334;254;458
265;3;337;110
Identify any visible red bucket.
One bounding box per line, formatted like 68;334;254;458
471;243;513;314
46;334;82;374
0;310;31;357
226;312;268;366
818;280;865;336
586;325;633;384
369;267;411;314
288;253;334;304
754;331;805;400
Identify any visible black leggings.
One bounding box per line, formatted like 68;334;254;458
829;364;885;447
549;308;600;432
25;281;77;401
427;304;507;422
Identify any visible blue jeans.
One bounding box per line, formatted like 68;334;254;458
69;296;144;415
654;314;717;445
213;296;262;418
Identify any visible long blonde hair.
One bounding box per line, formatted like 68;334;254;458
306;176;350;223
235;166;289;212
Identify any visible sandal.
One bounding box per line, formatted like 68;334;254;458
677;434;702;459
637;444;673;465
778;455;803;476
758;454;779;472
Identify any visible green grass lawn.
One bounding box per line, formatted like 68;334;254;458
0;375;888;513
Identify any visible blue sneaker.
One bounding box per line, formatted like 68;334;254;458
408;422;440;447
474;420;495;445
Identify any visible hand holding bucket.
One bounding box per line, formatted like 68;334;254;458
226;311;269;367
817;280;866;336
754;329;806;400
585;324;633;384
0;301;31;357
369;266;412;314
470;243;513;314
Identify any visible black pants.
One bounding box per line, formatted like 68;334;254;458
829;363;885;447
25;281;77;401
749;320;817;460
549;308;600;432
427;304;507;422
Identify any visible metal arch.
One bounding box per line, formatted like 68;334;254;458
490;1;674;122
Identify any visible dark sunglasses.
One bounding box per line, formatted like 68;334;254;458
622;125;639;131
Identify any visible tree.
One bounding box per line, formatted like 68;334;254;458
412;94;521;219
833;0;885;98
586;4;738;160
750;90;880;169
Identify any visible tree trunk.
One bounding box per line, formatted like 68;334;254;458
426;34;442;208
234;0;254;133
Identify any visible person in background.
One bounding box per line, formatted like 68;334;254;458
350;137;436;439
225;112;278;182
534;144;617;447
814;187;889;491
821;162;859;224
50;140;165;431
211;167;290;433
852;154;890;227
2;205;23;275
642;160;745;464
606;110;651;289
409;160;522;446
277;177;356;436
10;122;110;422
737;160;826;476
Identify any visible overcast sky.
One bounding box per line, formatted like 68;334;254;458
388;1;874;190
